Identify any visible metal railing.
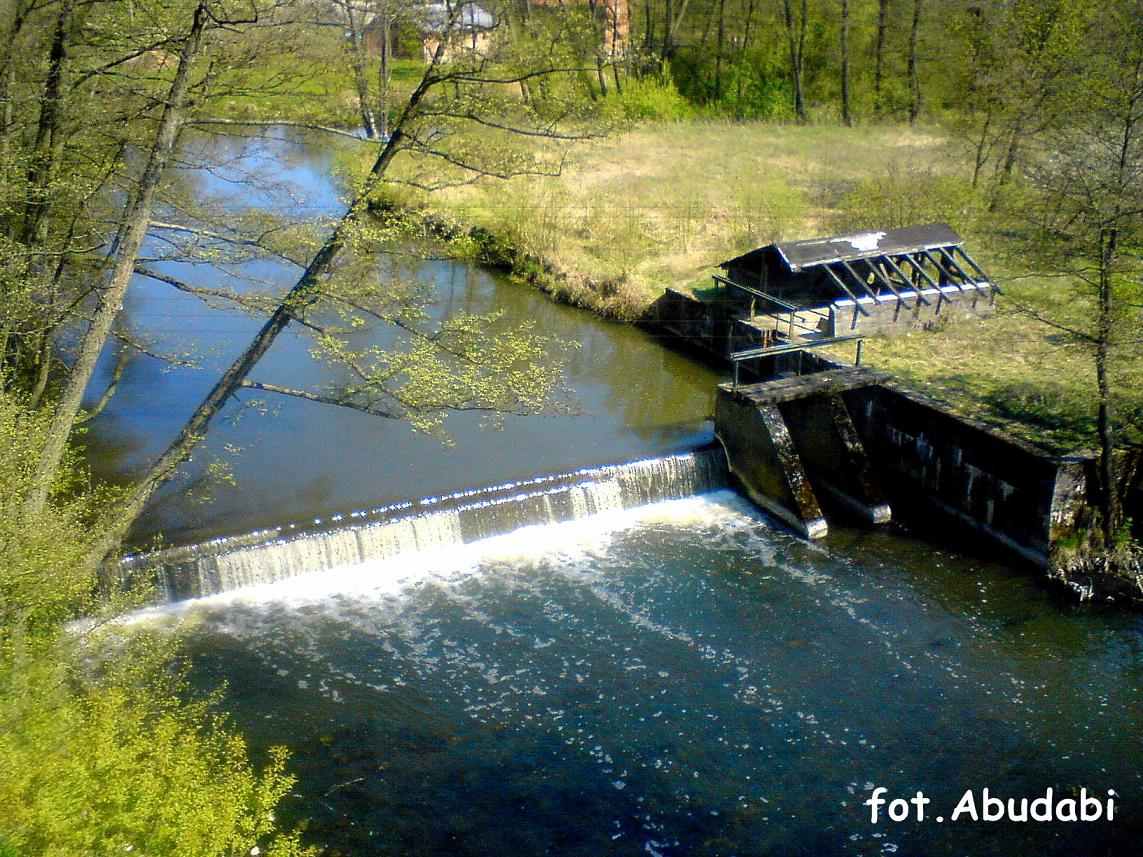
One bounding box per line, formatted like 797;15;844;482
730;333;867;389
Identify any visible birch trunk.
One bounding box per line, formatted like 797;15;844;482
26;0;211;517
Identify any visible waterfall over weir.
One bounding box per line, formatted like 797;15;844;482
115;448;728;603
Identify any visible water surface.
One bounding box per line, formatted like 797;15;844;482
95;127;1143;856
84;128;717;545
158;493;1143;856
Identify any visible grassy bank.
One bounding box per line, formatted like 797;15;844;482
205;43;1139;456
376;119;1139;454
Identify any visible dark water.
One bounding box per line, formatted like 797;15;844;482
141;493;1143;856
85;128;716;546
100;129;1143;855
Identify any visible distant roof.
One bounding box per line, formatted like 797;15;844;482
422;2;496;33
723;223;965;273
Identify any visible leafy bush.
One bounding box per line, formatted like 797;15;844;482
602;78;697;124
0;392;312;856
833;163;986;233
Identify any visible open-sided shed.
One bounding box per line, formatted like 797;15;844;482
718;223;997;336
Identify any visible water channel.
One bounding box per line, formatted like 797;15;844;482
98;129;1143;856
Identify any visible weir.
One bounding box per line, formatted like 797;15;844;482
114;448;729;603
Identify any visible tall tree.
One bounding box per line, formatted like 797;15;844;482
1020;0;1143;544
907;0;922;125
84;3;589;561
26;0;214;517
337;0;379;138
780;0;809;121
874;0;890;114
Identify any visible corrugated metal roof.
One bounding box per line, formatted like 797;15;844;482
723;223;965;273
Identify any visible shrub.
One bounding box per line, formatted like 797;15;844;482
0;392;312;856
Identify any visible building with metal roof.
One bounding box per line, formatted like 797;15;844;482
717;223;997;338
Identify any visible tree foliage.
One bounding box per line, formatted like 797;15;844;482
0;390;310;856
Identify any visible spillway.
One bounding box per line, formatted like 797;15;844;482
115;448;728;602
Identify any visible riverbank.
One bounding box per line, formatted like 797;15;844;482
361;120;1140;460
200;47;1138;455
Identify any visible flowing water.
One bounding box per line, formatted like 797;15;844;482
142;492;1142;856
96;129;1143;855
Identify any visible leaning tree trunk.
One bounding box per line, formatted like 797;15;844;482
26;0;211;518
86;35;455;566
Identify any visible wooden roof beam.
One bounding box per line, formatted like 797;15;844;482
899;252;942;290
921;249;969;293
881;254;933;306
952;246;1003;294
937;247;981;289
858;257;912;308
838;259;883;302
822;264;872;316
861;256;928;308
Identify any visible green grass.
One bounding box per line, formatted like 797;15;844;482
204;53;426;130
411;121;958;300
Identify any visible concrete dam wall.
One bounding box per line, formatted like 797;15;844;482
715;368;1101;567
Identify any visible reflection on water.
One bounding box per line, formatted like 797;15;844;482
160;493;1143;856
83;128;718;546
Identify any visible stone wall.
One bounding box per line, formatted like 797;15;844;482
715;367;1102;567
842;381;1093;566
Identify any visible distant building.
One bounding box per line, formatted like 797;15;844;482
419;2;496;61
360;3;497;61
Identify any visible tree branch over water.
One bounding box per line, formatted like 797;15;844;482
84;2;590;564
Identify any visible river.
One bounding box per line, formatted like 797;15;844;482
98;129;1143;856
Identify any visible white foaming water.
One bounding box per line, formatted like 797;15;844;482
123;490;757;622
115;449;728;603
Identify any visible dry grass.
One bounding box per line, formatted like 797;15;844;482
391;119;1140;451
411;121;957;304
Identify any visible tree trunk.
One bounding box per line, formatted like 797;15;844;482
908;0;923;125
874;0;889;114
343;0;377;138
377;6;391;138
971;107;993;188
26;0;211;518
21;0;73;246
0;0;27;182
840;0;852;126
741;0;756;55
607;0;626;93
781;0;808;121
988;119;1021;211
87;34;457;565
714;0;725;101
